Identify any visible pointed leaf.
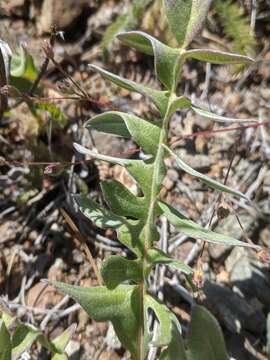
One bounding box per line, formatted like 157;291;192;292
186;49;254;65
148;248;193;275
102;180;147;219
192;106;256;124
73;195;123;228
10;46;37;81
168;95;191;116
101;256;143;289
86;111;161;155
186;305;229;360
51;324;76;354
163;144;247;199
0;321;11;360
159;201;261;250
164;0;212;47
0;40;12;117
48;282;142;359
159;315;187;360
11;324;40;359
90;65;169;115
117;31;180;89
145;295;172;347
73;143;129;166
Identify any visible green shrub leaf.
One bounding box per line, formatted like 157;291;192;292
48;282;142;359
186;305;229;360
185;48;254;64
163;144;247;198
192;106;256;123
164;0;212;47
90;65;169;115
145;295;172;346
117;31;180;89
0;321;11;360
168;95;191;116
10;46;38;81
159;315;187;360
101;256;143;289
102;180;147;219
148;248;193;275
86;111;161;156
159;201;261;250
73;195;124;228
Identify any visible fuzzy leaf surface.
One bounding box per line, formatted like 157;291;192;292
192;106;256;124
159;201;261;250
164;144;247;198
164;0;212;47
185;49;254;64
159;315;187;360
145;295;172;347
148;248;193;275
48;282;141;359
86;111;161;156
117;31;180;89
0;321;11;360
101;256;143;289
186;305;229;360
102;180;147;219
90;65;169;115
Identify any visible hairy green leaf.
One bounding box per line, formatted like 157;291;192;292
148;248;193;275
0;40;12;117
192;106;256;124
73;195;124;228
86;111;161;156
145;295;172;346
159;201;261;250
48;282;142;359
163;144;247;198
117;31;180;89
90;65;169;115
168;95;191;116
102;180;147;219
186;305;229;360
101;256;143;289
185;49;254;64
10;46;37;81
159;315;186;360
0;321;11;360
164;0;212;47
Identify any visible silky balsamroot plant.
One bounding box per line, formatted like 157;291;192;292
47;1;263;359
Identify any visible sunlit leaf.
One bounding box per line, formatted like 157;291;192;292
164;0;212;47
117;31;180;89
163;144;247;199
185;49;254;64
10;46;38;81
148;248;193;275
101;256;143;289
90;65;169;115
192;106;256;124
48;281;142;359
159;201;261;250
0;321;11;360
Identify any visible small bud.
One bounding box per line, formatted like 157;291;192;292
42;40;54;60
193;268;204;288
217;197;231;220
257;249;270;263
44;164;56;174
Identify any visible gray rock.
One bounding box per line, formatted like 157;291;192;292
203;281;265;334
225;247;270;307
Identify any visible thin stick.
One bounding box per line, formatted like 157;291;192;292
60;208;103;286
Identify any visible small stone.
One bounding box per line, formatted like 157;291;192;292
65;340;81;360
203;281;265;334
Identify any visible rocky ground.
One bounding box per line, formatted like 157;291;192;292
0;1;270;359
